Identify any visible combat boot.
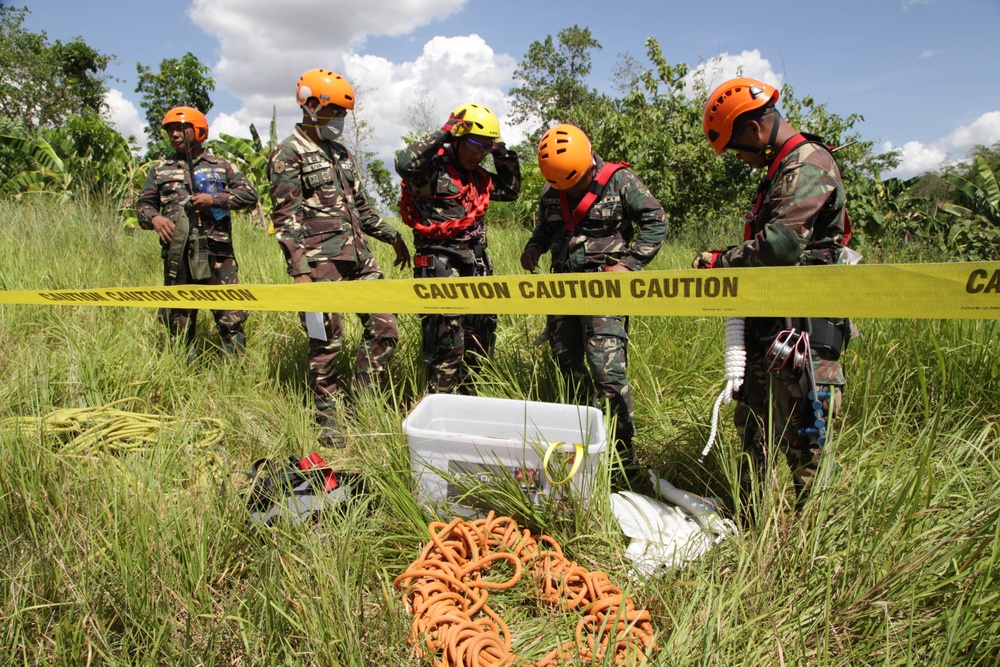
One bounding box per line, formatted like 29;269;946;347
316;411;347;448
222;331;246;357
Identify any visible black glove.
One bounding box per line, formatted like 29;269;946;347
492;141;515;159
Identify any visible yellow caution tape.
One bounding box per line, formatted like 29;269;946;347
541;441;585;486
1;262;999;319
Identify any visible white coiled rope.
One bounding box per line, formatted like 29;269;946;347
699;317;746;463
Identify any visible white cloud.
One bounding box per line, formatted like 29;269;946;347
938;111;1000;153
104;88;145;146
683;50;784;98
919;49;942;59
344;35;521;161
903;0;936;8
185;0;524;166
884;110;1000;179
882;141;949;179
210;112;256;140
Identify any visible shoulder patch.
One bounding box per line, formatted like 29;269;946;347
272;160;285;174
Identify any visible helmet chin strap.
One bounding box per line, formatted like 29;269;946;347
300;103;323;129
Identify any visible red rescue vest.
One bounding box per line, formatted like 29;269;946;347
399;150;493;240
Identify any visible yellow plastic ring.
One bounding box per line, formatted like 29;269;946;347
542;441;585;486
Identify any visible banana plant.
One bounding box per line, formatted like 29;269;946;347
0;132;75;201
939;155;1000;260
0;115;149;227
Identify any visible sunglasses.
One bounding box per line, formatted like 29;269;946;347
726;116;764;149
465;136;496;151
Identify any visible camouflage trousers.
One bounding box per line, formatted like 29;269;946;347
300;258;398;412
415;246;496;395
547;314;635;461
735;326;845;509
159;255;247;350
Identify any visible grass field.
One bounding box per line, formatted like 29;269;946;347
1;200;998;666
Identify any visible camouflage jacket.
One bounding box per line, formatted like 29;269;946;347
527;155;668;273
394;129;520;253
717;137;847;268
268;125;401;277
135;150;258;258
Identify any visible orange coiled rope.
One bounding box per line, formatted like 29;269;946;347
394;512;656;666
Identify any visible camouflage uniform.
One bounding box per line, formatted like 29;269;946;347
525;155;668;466
712;136;851;506
395;129;521;394
136;150;258;351
269;125;403;414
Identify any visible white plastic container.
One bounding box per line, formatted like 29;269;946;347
402;394;608;516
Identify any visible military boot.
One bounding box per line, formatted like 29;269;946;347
316;411;346;448
222;331;247;357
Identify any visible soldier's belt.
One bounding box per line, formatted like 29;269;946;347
2;262;1000;320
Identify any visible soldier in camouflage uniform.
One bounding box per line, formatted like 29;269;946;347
136;106;258;360
269;69;411;447
520;124;668;486
694;77;853;511
395;103;520;394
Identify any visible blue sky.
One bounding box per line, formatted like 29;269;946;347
22;0;1000;178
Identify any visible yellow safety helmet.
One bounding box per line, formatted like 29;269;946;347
161;106;208;143
450;103;501;138
537;123;593;190
296;69;355;110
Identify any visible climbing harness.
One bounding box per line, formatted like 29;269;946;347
395;512;656;666
699;316;746;463
243;451;362;526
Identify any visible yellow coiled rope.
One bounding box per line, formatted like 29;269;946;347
0;398;226;481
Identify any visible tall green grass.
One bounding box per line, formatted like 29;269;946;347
1;200;997;665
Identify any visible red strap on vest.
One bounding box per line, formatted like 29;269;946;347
559;162;628;232
744;134;809;241
399;149;493;240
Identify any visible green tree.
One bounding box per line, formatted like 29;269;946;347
0;6;114;130
508;25;602;135
573;40;752;234
135;52;214;151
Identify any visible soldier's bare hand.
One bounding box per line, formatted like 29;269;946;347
151;215;175;244
293;274;313;284
391;235;412;269
520;246;541;271
189;193;215;212
603;263;630;273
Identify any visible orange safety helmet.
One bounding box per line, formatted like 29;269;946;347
161;106;209;143
703;77;779;154
537;123;594;190
296;69;355;110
